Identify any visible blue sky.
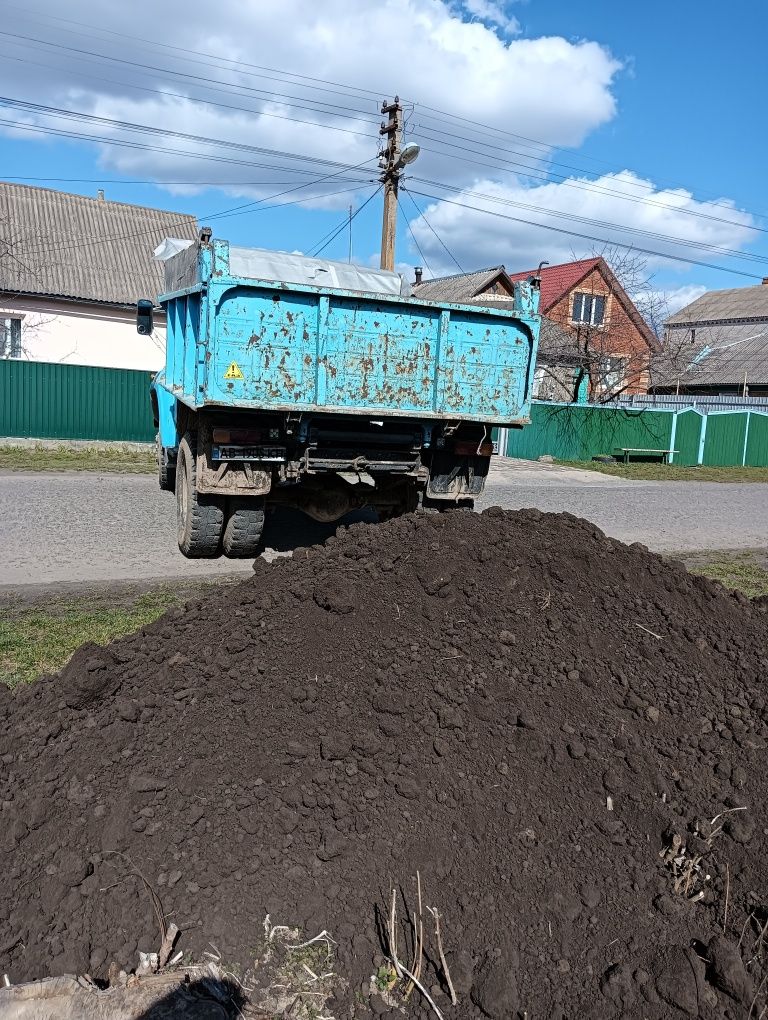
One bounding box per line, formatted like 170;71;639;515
1;0;766;313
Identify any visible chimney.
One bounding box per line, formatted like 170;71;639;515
414;267;423;286
96;189;105;202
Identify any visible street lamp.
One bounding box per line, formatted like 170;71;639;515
396;142;421;170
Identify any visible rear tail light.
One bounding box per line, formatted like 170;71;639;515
213;427;262;443
453;440;494;457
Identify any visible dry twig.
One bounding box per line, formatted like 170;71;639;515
749;971;768;1019
405;872;424;1001
428;906;457;1006
738;913;756;949
396;961;445;1020
634;623;663;640
710;806;747;827
103;849;166;942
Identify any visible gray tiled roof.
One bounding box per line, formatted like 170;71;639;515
666;285;768;325
411;266;507;302
0;181;198;306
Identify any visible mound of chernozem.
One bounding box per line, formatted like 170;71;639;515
1;508;767;1019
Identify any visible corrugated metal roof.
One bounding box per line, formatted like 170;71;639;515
411;266;508;302
506;257;601;311
681;336;768;386
659;320;768;386
0;181;198;306
666;285;768;325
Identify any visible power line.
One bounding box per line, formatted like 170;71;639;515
405;188;766;280
6;13;764;229
1;21;764;276
401;187;464;274
0;7;385;103
411;135;764;237
408;177;768;267
0;116;375;182
0;96;376;173
0;47;381;139
3;176;361;186
412;122;768;232
396;192;434;279
407;104;768;221
16;183;375;260
309;187;382;257
0;31;382;126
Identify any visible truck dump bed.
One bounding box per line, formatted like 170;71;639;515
160;239;540;425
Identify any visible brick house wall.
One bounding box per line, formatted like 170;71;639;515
541;266;652;397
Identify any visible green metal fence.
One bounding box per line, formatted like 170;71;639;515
506;402;768;468
0;359;155;442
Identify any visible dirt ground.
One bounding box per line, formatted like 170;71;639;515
2;507;767;1018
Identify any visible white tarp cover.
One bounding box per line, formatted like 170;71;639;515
153;237;194;261
229;246;410;297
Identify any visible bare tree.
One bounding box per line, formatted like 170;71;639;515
0;217;52;358
535;245;690;404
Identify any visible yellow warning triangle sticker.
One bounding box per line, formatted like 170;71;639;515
224;361;244;380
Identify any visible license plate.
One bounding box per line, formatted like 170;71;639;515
213;445;286;462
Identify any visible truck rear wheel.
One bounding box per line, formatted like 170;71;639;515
176;433;225;557
222;498;266;559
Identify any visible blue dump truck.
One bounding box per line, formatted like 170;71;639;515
137;232;541;558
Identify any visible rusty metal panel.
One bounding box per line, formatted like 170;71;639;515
438;311;532;419
206;288;319;406
323;297;440;412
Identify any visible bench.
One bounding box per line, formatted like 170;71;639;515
614;448;678;465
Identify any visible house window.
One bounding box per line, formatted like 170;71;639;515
572;292;606;327
1;317;22;358
597;355;627;391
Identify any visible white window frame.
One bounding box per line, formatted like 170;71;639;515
572;292;606;327
1;316;23;358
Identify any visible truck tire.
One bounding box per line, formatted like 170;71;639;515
222;498;266;558
157;435;176;492
176;433;224;557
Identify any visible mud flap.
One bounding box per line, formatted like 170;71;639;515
425;452;490;500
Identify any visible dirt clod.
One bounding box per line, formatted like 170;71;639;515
1;508;768;1018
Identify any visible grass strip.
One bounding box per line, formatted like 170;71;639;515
0;580;242;687
0;444;155;473
557;460;768;483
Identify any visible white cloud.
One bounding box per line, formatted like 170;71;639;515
462;0;521;35
0;0;758;286
0;0;620;206
655;284;707;317
405;171;757;277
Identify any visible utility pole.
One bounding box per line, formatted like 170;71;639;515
379;96;402;271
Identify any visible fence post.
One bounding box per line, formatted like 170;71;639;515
668;411;678;464
697;414;708;465
742;412;751;467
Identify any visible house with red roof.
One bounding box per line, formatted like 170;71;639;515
413;257;659;400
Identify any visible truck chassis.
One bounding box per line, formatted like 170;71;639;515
156;406;494;557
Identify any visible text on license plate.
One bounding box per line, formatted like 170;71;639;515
213;445;286;461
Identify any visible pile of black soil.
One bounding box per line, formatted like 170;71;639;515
1;508;767;1019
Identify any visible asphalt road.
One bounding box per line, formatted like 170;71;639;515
1;461;767;588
